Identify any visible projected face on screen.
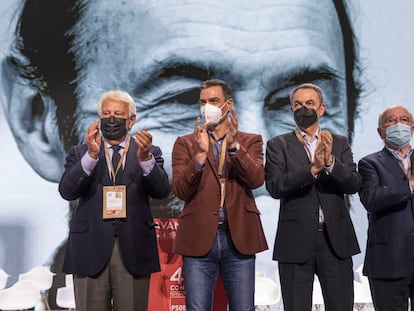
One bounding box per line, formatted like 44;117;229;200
1;0;357;184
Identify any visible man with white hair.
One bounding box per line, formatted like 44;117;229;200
58;90;170;311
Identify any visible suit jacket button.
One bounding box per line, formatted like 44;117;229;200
214;211;218;216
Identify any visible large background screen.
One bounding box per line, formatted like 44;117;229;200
0;0;413;299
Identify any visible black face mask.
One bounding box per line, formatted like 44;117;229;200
100;116;128;141
293;106;318;128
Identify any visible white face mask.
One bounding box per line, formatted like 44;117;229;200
200;101;228;127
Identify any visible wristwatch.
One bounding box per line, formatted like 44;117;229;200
228;142;240;153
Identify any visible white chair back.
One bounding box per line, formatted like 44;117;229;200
0;268;9;289
18;266;55;291
56;274;76;310
18;266;55;310
56;286;76;309
254;273;281;309
0;280;40;310
65;273;74;288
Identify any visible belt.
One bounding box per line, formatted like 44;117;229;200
218;221;229;230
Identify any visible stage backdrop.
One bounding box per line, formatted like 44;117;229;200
0;0;413;310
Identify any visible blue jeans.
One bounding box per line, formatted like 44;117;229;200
183;228;255;311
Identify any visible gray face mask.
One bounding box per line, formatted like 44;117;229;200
100;116;127;140
385;123;412;148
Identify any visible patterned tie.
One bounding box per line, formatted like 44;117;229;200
111;145;124;185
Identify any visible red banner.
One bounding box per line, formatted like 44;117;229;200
148;218;227;311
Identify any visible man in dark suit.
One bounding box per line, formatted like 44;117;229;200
358;105;414;311
265;83;361;311
172;79;268;311
58;90;170;311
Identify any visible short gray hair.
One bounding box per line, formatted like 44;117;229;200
290;83;325;105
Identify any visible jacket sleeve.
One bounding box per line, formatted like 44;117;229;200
265;135;316;199
228;134;264;189
319;135;361;195
58;145;93;201
358;155;413;214
171;136;203;201
142;145;171;199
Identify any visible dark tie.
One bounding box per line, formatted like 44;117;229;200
111;145;124;185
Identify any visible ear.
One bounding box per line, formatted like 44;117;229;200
128;115;136;130
0;62;66;182
377;127;385;140
227;99;234;109
318;103;326;117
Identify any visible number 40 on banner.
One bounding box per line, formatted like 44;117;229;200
170;267;184;285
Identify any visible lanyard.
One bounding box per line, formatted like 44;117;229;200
103;135;131;185
294;127;320;163
210;135;227;208
210;136;227;178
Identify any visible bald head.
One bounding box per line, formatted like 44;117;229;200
377;105;414;149
378;105;413;129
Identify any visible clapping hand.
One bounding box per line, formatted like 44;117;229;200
226;108;239;148
321;130;333;167
135;128;153;161
194;117;209;164
85;120;101;159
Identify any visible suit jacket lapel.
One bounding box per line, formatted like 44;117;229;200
206;140;221;185
378;147;407;180
287;132;311;165
97;144;113;186
122;138;139;186
411;151;414;177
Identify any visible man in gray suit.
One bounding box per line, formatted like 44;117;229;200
265;83;361;311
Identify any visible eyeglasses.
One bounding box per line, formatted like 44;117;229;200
382;116;412;127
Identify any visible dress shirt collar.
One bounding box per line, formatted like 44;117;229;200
104;136;128;149
298;127;319;145
386;145;413;161
208;129;226;142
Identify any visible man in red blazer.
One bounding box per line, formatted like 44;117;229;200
265;83;361;311
172;79;268;311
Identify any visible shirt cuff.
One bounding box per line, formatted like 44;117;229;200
81;152;99;175
324;157;335;174
140;153;155;176
194;158;205;171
